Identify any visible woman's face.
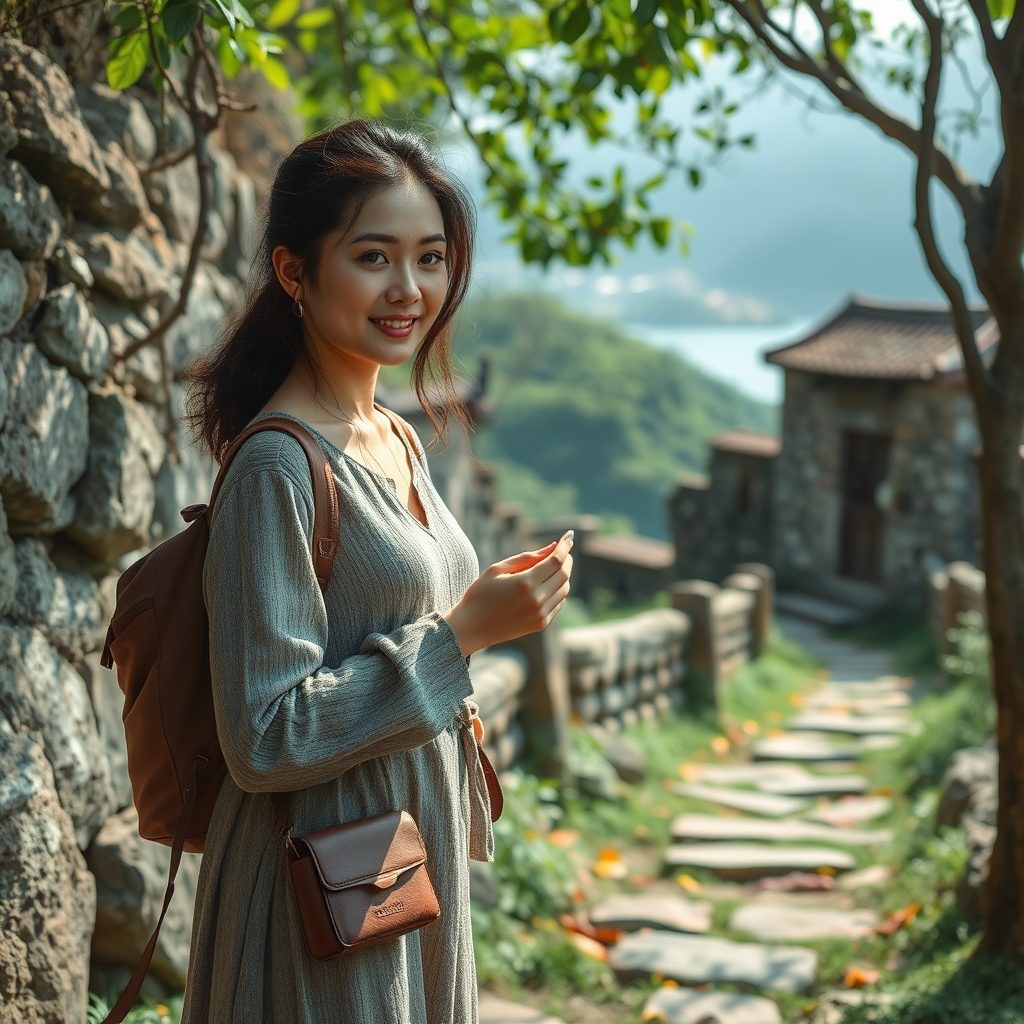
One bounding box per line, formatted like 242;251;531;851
292;178;449;371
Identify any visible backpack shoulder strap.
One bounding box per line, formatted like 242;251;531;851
211;417;340;593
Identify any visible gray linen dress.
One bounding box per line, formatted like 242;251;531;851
180;408;494;1024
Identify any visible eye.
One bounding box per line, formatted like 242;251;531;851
360;251;388;265
420;252;445;266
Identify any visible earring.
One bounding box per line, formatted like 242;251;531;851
293;297;304;318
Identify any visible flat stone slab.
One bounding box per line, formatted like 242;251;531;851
807;796;892;826
730;901;880;941
665;842;855;879
838;864;894;889
787;712;912;735
590;894;713;934
642;987;781;1024
804;689;911;711
757;773;869;797
752;734;862;762
478;997;564;1024
670;814;892;846
609;930;818;992
679;762;808;785
669;782;807;817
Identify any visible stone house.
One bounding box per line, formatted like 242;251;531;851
671;297;993;607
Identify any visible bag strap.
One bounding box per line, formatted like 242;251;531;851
102;420;339;1024
211;416;340;592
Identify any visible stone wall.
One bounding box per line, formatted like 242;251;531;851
0;36;253;1020
670;445;776;583
772;370;980;606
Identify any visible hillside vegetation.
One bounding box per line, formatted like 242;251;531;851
454;293;777;538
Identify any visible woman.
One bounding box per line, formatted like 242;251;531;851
180;120;574;1023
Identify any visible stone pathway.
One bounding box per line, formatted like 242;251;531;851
482;614;913;1024
621;614;908;1023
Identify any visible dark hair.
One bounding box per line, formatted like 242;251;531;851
185;119;476;460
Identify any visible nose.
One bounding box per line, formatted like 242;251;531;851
386;260;422;306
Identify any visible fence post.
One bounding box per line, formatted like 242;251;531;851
735;562;775;655
670;581;719;709
493;620;571;783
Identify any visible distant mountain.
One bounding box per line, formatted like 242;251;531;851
455;293;777;539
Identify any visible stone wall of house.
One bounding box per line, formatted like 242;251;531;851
0;35;255;1020
772;369;980;605
669;447;776;583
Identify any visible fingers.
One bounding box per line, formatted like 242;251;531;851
524;533;574;585
492;539;558;575
540;578;571;621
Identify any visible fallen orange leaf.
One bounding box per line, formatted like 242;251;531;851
742;719;761;736
594;848;628;879
874;903;922;936
710;736;730;756
641;1009;668;1022
634;824;650;839
567;931;608;960
675;874;702;893
547;829;580;848
679;763;704;782
845;966;881;988
789;692;805;707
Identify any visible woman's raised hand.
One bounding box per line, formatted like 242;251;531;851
443;533;574;658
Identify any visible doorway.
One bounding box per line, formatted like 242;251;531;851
840;430;891;582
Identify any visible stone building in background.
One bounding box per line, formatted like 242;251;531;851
671;297;991;610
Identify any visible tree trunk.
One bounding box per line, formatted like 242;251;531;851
975;344;1024;954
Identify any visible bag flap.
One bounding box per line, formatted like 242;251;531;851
300;810;428;891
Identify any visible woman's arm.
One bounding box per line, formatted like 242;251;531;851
203;453;473;794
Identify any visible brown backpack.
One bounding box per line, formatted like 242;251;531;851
98;418;340;1022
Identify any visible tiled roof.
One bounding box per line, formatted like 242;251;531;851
765;297;997;380
582;534;675;570
710;429;781;458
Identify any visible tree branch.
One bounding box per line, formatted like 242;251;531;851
138;143;195;177
908;0;988;395
804;0;857;86
966;0;1005;81
723;0;975;213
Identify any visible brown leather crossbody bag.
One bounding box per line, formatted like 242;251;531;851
270;746;502;960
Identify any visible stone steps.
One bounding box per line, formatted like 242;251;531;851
669;813;892;846
664;842;856;878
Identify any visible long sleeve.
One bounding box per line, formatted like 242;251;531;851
203;455;474;795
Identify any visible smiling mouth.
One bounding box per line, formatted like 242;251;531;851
370;317;418;330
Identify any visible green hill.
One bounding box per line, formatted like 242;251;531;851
454;293;777;539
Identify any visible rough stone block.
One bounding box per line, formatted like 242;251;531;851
87;804;202;989
74;83;157;165
78;140;149;230
0;37;110;208
0;157;63;259
68;390;166;560
0;88;17;156
54;239;93;289
590;894;713;934
146;159;199;244
0;333;89;532
664;842;855;879
166;261;241;371
0;497;15;616
0;247;26;334
0;623;113;848
9;538;104;661
0;715;95;1024
73;226;167;306
33;282;111;382
730;901;879;941
76;650;131;812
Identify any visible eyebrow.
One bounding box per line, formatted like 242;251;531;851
349;232;447;245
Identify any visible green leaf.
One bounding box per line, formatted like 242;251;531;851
650;216;670;247
113;6;144;29
560;1;591;44
155;31;172;67
688;166;700;187
264;0;299;29
207;0;253;31
162;0;199;42
107;32;149;90
647;64;671;95
261;55;290;89
987;0;1014;18
295;7;334;28
635;0;658;27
